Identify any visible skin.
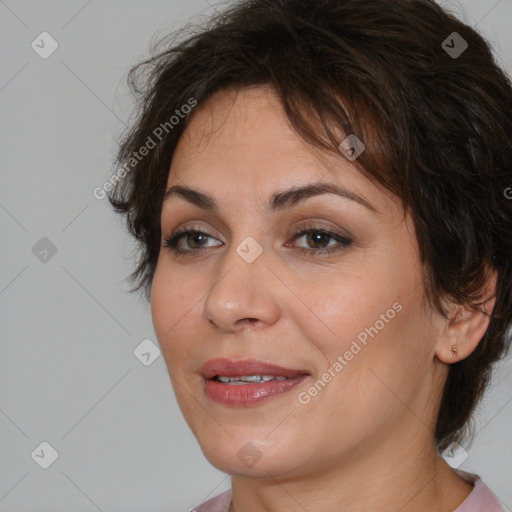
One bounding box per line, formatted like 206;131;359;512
151;86;496;511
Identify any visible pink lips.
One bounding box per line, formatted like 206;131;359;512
200;358;310;407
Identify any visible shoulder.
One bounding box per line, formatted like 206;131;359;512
453;469;505;512
193;489;232;512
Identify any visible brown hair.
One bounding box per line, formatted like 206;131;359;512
109;0;512;451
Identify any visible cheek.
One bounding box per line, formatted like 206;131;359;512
297;269;401;358
150;260;200;362
296;264;427;398
309;282;431;421
151;264;175;341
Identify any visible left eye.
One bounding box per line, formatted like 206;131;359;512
288;228;352;254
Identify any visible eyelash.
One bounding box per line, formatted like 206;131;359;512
162;223;353;258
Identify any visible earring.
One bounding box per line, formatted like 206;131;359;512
451;345;458;358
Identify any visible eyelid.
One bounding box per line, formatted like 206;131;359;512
163;223;223;246
162;219;348;244
291;225;352;244
163;222;223;241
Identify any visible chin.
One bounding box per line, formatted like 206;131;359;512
198;437;307;478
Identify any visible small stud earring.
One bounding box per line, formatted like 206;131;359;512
451;345;458;358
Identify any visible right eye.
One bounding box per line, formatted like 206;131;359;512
163;228;223;255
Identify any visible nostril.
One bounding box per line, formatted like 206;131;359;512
237;318;259;326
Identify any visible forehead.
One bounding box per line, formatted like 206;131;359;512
171;86;315;174
167;86;399;216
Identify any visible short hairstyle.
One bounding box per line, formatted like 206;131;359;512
109;0;512;451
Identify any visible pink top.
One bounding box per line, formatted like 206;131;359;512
193;470;505;511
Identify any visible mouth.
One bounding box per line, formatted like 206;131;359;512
213;374;291;384
200;358;311;406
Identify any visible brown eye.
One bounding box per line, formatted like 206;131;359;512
186;232;209;249
163;229;222;255
304;231;332;248
289;226;353;256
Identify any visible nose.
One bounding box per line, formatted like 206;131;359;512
203;239;281;332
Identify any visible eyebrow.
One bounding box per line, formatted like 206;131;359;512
163;182;377;213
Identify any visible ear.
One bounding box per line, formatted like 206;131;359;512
435;267;497;364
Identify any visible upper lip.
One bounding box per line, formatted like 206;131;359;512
200;358;311;379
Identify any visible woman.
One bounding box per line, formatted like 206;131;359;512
109;0;512;510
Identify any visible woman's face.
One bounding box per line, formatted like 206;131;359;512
151;86;446;478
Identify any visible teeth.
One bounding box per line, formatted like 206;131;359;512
216;374;289;384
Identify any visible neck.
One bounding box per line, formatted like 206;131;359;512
228;440;473;512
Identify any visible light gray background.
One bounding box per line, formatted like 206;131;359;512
1;1;511;511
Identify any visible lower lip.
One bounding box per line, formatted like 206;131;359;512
204;375;309;406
